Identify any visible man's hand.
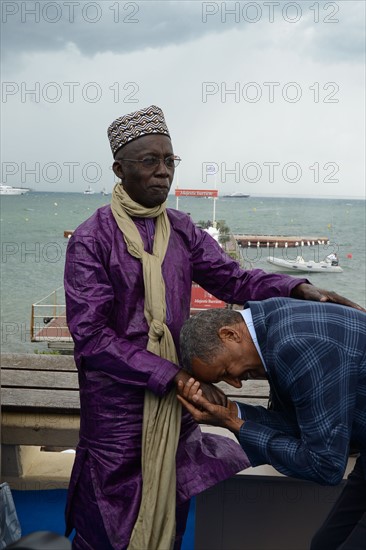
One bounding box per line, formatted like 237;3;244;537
174;370;228;406
176;377;244;433
291;283;366;312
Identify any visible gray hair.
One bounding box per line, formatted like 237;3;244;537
180;308;243;372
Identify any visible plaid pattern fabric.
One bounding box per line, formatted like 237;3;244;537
238;297;366;485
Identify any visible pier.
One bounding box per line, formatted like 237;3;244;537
234;234;329;248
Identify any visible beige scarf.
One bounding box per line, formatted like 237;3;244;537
111;183;182;550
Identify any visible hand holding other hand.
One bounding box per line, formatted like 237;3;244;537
177;376;244;433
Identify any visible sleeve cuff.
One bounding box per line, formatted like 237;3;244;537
238;420;274;466
147;357;180;395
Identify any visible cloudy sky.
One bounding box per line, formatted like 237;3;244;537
1;0;365;198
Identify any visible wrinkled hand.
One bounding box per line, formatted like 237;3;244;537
177;377;244;433
175;371;228;406
291;283;365;312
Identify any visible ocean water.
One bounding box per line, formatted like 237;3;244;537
1;192;365;353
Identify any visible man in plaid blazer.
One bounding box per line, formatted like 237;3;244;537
178;297;366;550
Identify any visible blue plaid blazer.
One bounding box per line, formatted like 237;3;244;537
237;297;366;485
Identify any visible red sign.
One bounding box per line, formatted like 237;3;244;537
175;189;218;197
190;283;226;310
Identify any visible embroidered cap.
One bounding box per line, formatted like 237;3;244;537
107;105;170;157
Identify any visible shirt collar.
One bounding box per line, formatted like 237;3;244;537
239;308;267;372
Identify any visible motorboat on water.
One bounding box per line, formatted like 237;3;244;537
0;184;30;195
83;186;95;195
266;255;343;273
222;192;250;198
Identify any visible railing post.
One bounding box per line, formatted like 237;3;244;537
30;305;35;341
53;290;56;319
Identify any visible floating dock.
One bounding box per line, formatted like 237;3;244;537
234;235;329;248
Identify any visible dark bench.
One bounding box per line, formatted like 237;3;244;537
1;354;80;489
1;353;271;450
1;353;80;448
0;353;272;489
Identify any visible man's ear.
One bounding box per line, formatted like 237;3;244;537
113;160;123;181
218;325;241;343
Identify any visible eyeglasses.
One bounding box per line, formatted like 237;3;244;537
119;155;181;169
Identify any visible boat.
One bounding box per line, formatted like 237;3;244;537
266;255;343;273
101;187;109;196
0;184;30;195
222;192;250;198
83;186;95;195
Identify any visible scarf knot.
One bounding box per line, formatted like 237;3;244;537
148;320;165;342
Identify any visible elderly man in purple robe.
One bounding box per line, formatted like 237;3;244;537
64;105;363;550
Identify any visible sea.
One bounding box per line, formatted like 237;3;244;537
1;192;365;354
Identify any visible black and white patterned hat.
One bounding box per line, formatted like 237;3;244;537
107;105;170;157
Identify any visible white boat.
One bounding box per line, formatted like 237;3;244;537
267;255;343;273
0;184;30;195
222;192;250;198
83;186;95;195
101;187;109;196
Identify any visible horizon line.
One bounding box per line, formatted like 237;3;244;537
13;190;365;200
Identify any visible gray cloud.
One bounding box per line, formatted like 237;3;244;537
1;1;226;58
1;1;364;64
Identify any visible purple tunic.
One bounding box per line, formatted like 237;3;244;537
64;206;307;548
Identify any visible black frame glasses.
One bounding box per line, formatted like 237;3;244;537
119;155;181;169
